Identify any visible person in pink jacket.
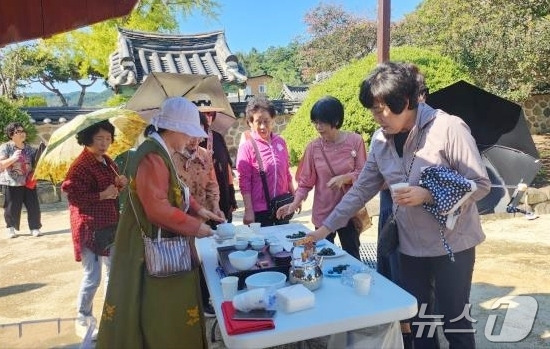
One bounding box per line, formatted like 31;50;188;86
276;96;366;259
236;96;294;226
310;62;490;349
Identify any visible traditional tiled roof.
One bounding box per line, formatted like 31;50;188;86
22;107;101;125
280;84;309;102
108;27;247;89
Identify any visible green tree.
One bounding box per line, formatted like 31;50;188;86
393;0;550;101
11;45;97;107
0;97;37;143
238;44;304;86
297;3;377;81
20;96;48;107
105;94;130;107
282;46;471;164
0;46;32;100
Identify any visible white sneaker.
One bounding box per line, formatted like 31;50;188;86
31;229;42;237
75;318;88;339
75;316;98;341
6;227;16;239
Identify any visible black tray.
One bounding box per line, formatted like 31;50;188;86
217;245;290;290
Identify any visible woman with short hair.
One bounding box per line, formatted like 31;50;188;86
0;122;42;238
310;62;490;348
276;96;367;260
237;96;294;226
61;120;127;340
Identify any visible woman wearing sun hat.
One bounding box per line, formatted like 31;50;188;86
96;97;224;348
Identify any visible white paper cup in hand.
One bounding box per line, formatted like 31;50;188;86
390;182;409;193
353;273;372;296
221;276;239;301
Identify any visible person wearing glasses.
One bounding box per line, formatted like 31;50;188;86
61;120;128;340
0;122;42;238
236;96;294;226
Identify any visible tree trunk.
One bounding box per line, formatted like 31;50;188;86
54;89;68;107
77;86;86;107
75;78;97;107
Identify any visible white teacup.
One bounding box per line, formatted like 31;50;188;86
353;273;372;296
269;242;284;255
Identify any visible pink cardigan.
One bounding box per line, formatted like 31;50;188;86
236;131;293;212
295;132;367;228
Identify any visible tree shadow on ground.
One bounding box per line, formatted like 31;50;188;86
0;283;46;298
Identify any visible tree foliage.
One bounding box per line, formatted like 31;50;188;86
297;3;377;81
393;0;550;101
282;46;471;165
20;96;48;107
237;44;304;86
0;97;37;143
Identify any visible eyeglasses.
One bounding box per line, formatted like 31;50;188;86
14;129;26;134
252;119;272;126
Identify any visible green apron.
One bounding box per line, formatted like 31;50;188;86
96;138;207;349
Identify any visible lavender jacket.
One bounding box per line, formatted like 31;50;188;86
237;131;293;212
323;103;491;257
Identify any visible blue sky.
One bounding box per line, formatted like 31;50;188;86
27;0;422;94
179;0;422;53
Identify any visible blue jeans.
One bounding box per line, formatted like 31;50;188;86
76;247;113;320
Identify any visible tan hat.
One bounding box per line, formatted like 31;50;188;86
190;93;225;113
150;97;207;138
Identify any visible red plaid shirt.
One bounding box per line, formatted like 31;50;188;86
61;149;120;261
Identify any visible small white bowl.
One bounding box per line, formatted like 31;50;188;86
228;250;258;271
250;239;265;251
245;271;287;290
234;240;249;251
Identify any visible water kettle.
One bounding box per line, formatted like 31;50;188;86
288;246;323;291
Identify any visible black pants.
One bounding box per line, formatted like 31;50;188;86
400;247;476;349
324;219;361;261
2;185;42;231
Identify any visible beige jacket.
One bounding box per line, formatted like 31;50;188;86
324;103;491;257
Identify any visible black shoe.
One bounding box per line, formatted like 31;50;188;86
203;303;216;318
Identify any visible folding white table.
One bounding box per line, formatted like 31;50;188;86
196;223;417;349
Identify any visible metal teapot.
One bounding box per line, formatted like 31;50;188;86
288;247;323;291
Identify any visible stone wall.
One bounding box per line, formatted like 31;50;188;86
522;94;550;134
223;113;293;162
520;186;550;215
